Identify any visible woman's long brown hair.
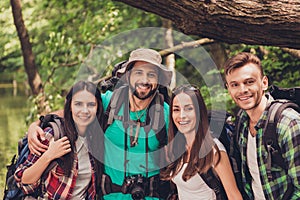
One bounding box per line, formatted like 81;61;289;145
161;85;220;181
61;81;104;178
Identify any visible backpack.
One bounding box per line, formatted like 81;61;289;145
101;59;170;147
233;85;300;200
3;114;64;200
98;60;170;104
205;110;244;200
103;85;168;150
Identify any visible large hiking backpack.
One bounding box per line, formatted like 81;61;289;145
98;60;171;104
3;114;64;200
103;84;168;148
206;110;243;200
233;85;300;200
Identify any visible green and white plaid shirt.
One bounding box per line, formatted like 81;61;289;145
238;95;300;200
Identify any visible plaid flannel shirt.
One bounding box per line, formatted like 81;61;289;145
238;95;300;200
14;127;96;200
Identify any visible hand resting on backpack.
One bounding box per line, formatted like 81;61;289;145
21;136;71;184
28;109;64;155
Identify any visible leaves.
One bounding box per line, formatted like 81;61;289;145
1;0;299;119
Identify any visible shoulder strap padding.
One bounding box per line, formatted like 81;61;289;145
105;88;167;146
263;100;300;165
199;168;227;200
104;85;128;130
263;99;298;198
152;93;161;131
41;115;65;175
49;117;64;140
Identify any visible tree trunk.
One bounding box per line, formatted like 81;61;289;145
206;43;228;69
11;0;50;114
162;19;176;89
115;0;300;49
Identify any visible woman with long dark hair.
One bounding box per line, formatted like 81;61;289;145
15;81;104;200
161;85;242;200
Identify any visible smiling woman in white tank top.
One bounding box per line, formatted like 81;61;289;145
161;85;243;200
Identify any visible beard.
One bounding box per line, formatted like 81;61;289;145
130;83;157;100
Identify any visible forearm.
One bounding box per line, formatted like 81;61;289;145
215;151;243;200
21;153;53;184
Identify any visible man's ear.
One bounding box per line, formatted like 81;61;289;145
262;75;268;91
225;83;229;89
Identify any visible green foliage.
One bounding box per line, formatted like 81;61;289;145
223;44;300;113
227;45;300;87
1;0;299;119
1;0;162;121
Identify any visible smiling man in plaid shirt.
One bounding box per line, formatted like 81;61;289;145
224;52;300;199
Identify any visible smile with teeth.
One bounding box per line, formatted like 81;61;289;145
138;84;150;88
238;96;252;101
178;121;189;125
136;84;151;92
78;116;90;120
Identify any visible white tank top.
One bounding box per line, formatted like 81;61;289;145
172;139;225;200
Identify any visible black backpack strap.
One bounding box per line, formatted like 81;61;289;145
152;92;161;131
199;168;228;200
229;109;251;199
144;92;167;145
263;100;300;200
263;100;300;177
229;109;243;178
107;86;127;125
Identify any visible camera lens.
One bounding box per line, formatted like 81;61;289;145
131;175;145;200
131;186;145;200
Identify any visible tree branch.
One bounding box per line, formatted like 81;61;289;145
159;38;214;56
115;0;300;49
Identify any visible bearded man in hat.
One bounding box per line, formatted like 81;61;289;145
26;48;173;199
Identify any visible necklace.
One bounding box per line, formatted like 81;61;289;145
130;109;147;147
129;93;154;147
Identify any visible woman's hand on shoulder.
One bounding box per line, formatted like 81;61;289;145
44;136;71;161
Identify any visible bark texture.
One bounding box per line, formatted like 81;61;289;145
11;0;50;114
115;0;300;49
11;0;43;95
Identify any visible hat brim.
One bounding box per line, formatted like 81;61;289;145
125;59;172;87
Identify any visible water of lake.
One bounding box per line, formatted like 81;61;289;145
0;84;29;198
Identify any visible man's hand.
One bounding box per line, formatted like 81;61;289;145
28;121;48;155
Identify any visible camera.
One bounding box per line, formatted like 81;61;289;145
121;174;147;200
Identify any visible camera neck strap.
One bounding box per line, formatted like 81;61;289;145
123;97;149;180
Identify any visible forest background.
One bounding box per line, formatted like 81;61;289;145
0;0;299;197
